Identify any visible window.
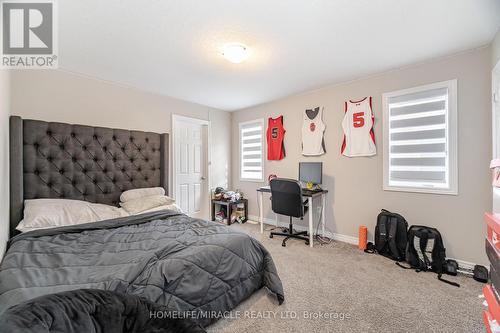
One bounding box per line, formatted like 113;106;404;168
383;80;458;195
239;119;264;181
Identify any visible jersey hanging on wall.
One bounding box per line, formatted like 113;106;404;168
302;106;326;156
341;97;376;157
267;115;286;160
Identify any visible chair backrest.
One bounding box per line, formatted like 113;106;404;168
269;178;304;218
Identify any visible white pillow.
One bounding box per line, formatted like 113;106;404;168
16;199;128;233
120;187;165;203
135;203;183;215
120;195;175;214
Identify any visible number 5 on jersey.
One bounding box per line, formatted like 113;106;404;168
353;112;365;128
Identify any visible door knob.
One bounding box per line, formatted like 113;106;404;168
201;176;206;180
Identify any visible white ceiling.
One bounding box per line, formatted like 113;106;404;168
59;0;500;111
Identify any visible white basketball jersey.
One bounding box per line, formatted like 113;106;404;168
302;107;326;156
341;97;376;157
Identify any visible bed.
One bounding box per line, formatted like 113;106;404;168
0;117;284;331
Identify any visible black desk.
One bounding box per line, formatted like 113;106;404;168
256;186;328;247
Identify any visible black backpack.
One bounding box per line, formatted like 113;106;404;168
402;225;460;287
372;209;408;261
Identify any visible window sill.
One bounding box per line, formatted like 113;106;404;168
383;185;458;196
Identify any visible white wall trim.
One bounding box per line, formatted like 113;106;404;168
247;215;479;270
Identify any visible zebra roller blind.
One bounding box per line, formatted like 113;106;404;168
239;119;264;181
383;80;458;194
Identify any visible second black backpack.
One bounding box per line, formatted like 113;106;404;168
404;225;460;287
374;209;408;261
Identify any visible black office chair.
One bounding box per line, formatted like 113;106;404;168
269;178;309;247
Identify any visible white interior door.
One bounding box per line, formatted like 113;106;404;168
174;117;209;219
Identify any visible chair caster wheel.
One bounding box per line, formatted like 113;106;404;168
282;242;286;247
269;234;273;238
305;241;310;246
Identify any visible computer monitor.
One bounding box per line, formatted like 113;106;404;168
299;162;322;185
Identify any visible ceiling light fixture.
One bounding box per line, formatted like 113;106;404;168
222;43;249;64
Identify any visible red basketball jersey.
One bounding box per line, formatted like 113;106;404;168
267;116;286;160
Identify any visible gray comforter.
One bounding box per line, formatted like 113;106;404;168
0;211;284;327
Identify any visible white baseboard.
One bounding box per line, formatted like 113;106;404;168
247;215;479;270
247;215;362;245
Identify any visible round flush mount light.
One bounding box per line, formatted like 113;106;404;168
222;43;249;64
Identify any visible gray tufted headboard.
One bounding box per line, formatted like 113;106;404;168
9;116;169;237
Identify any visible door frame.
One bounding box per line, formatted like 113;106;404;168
492;60;500;159
171;114;212;217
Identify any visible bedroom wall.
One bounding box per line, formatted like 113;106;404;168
232;46;492;266
10;69;231;194
0;70;11;260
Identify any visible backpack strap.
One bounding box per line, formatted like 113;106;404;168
387;217;401;260
419;232;431;270
395;262;412;269
438;274;460;287
376;218;388;253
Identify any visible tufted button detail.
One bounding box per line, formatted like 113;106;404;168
59;169;64;174
93;157;98;162
144;176;149;181
47;156;53;162
103;168;108;173
130;137;134;142
93;135;98;140
82;145;87;151
72;180;77;186
112;179;116;184
130;158;134;162
46;130;52;136
34;170;40;175
112;136;117;141
137;167;142;172
59;144;65;150
34;143;39;148
121;168;126;172
145;138;149;142
121;147;125;152
47;182;53;188
103;146;108;152
152;148;156;153
145;158;149;162
71;133;76;138
72;157;77;162
92;179;97;184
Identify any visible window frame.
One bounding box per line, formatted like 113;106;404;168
382;79;458;195
239;118;265;182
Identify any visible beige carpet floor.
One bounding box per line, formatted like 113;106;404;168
206;222;485;333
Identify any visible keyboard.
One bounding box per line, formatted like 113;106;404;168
302;187;322;193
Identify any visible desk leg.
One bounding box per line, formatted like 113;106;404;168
308;197;313;248
322;193;326;237
259;191;264;234
275;214;279;228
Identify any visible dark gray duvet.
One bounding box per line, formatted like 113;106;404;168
0;211;284;327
